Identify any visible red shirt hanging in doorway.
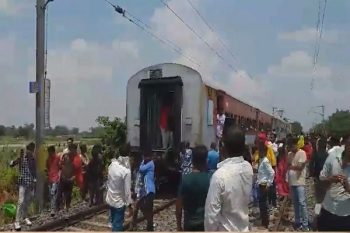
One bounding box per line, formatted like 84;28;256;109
160;106;171;129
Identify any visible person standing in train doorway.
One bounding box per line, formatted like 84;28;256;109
160;98;171;149
216;108;226;149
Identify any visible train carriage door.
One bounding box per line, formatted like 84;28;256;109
138;76;183;154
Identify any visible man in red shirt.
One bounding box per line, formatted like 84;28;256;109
160;103;171;149
46;145;60;217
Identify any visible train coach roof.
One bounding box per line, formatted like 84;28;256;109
129;62;271;116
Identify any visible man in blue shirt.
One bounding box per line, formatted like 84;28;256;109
132;151;155;231
207;142;219;173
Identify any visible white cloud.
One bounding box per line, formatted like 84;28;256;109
39;38;140;83
0;0;30;16
278;27;339;43
0;35;17;66
264;50;350;130
23;38;142;130
268;50;332;79
150;0;271;112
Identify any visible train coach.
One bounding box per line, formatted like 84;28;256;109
126;63;289;190
126;63;288;151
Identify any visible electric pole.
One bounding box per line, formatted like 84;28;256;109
319;105;325;122
35;0;46;212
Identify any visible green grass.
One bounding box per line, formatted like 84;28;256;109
0;137;101;226
0;136;100;146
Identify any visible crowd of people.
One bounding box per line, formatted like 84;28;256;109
8;127;350;232
9;138;106;230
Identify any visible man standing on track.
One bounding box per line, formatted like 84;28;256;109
288;137;309;231
132;150;156;231
86;145;105;206
256;139;275;229
176;145;212;231
318;135;350;231
205;126;253;231
207;142;219;173
10;143;36;231
105;151;133;232
254;132;277;210
63;137;74;155
57;144;77;217
46;145;60;217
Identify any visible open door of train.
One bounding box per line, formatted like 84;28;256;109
138;76;183;193
138;76;183;153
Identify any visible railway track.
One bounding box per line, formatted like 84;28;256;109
272;197;291;231
30;198;176;232
272;178;315;232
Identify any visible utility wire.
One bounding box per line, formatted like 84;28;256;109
103;0;200;67
313;0;321;68
159;0;239;73
316;0;327;63
313;0;327;69
125;10;189;58
311;0;327;90
185;0;254;79
186;0;238;62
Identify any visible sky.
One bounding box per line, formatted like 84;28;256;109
0;0;349;131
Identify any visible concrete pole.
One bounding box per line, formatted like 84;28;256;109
35;0;46;212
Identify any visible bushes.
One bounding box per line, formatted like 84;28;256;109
0;167;18;193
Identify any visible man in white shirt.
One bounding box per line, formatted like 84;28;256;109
216;110;226;146
205;126;253;232
105;156;133;231
318;135;350;231
328;136;344;157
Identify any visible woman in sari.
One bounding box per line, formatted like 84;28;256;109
276;142;289;198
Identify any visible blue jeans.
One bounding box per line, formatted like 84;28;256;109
251;182;259;206
110;206;126;232
291;186;309;228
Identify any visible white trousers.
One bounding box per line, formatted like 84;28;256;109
16;185;34;222
161;128;173;149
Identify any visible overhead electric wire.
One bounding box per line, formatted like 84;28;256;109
159;0;239;73
125;11;189;58
186;0;238;62
311;0;327;90
103;0;200;67
185;0;254;79
313;0;321;68
316;0;327;63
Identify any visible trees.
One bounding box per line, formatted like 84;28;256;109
326;110;350;137
310;109;350;137
0;125;5;136
96;116;126;148
291;121;303;135
70;127;79;135
16;124;35;139
96;116;127;165
52;125;70;136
